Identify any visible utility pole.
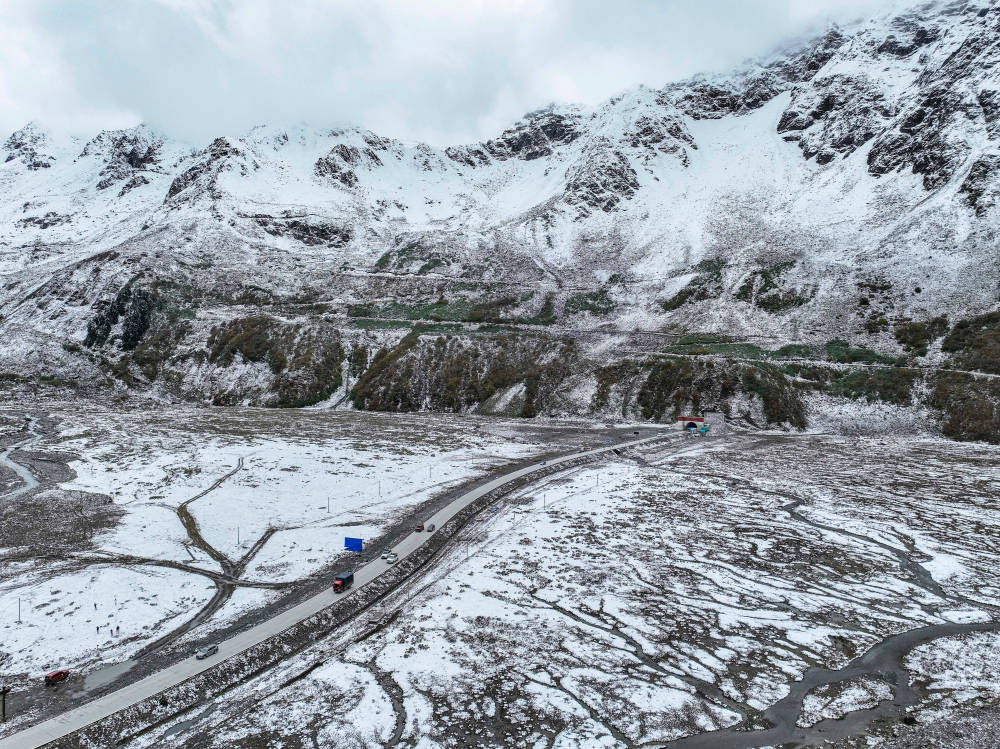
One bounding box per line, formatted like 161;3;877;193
17;598;21;624
237;526;240;546
327;496;330;513
1;685;9;722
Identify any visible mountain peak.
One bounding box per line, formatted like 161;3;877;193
3;121;55;170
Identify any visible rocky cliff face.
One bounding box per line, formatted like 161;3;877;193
0;0;998;437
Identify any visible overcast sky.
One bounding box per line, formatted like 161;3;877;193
0;0;902;146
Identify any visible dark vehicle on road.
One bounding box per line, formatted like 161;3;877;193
426;523;435;532
333;572;354;593
195;644;219;660
44;670;69;686
415;524;424;532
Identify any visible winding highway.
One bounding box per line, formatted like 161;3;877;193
0;431;670;749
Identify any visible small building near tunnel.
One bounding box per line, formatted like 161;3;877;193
676;411;726;435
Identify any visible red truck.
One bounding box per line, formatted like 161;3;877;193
333;572;354;593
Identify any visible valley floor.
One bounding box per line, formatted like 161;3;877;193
1;401;999;746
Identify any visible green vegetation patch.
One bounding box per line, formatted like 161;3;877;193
942;311;1000;374
634;358;805;428
660;258;726;311
735;261;793;301
565;288;615;317
518;294;557;325
207;316;345;407
825;339;896;365
209;316;288;373
829;368;917;406
931;371;1000;443
675;334;726;345
372;238;453;274
350;332;577;417
894;317;948;357
350;328;425;411
780;363;831;383
592;360;643;415
735;261;815;313
755;289;815;312
131;322;192;382
741;368;807;428
235;285;277;306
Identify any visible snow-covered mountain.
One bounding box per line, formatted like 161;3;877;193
1;0;998;429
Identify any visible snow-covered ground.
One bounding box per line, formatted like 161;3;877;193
0;403;599;676
797;678;893;728
905;631;1000;723
115;429;1000;747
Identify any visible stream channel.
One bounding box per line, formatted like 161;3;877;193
666;498;1000;747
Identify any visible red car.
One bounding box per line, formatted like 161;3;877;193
44;670;69;686
415;524;424;532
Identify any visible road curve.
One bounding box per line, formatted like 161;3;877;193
0;431;671;749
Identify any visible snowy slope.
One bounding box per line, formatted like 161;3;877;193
0;0;997;400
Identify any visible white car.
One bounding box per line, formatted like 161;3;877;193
195;644;218;660
386;553;399;565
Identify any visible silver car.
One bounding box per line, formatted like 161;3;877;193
386;553;399;565
195;644;219;660
425;523;436;532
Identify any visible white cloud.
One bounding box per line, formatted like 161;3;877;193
0;0;905;146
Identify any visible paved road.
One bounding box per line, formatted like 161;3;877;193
0;431;671;749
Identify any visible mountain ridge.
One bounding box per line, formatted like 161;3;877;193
1;0;997;440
